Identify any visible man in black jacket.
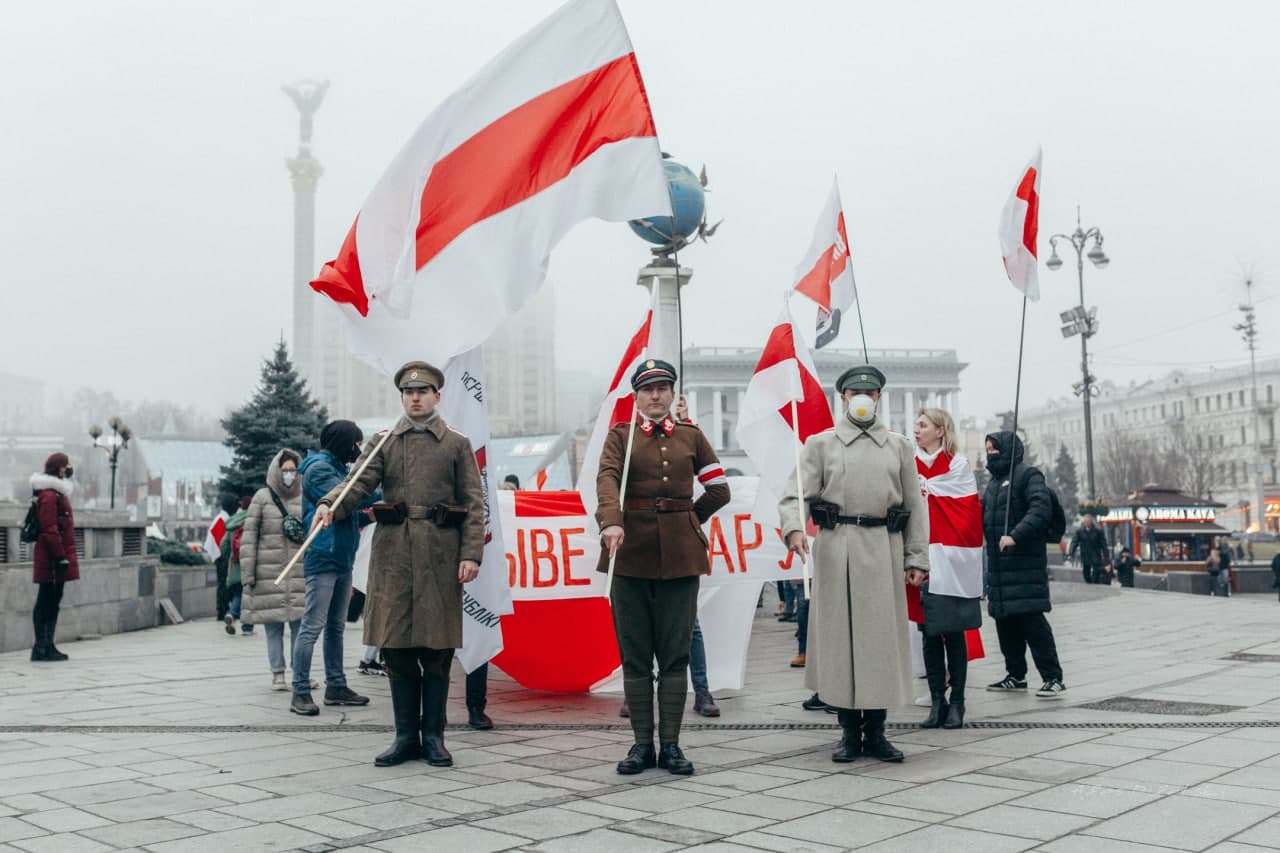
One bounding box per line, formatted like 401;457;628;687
981;432;1066;698
1069;514;1109;584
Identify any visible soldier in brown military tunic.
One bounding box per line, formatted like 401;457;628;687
596;359;730;776
312;360;485;769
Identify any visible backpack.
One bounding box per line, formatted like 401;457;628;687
1014;466;1068;544
19;494;42;544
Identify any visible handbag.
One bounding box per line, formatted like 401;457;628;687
268;490;307;545
921;589;982;635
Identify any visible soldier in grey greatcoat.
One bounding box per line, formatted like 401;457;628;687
780;364;929;763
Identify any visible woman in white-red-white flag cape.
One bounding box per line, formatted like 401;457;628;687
309;0;672;375
998;147;1042;301
910;408;984;731
735;299;833;529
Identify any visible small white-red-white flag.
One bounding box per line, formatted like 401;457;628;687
735;300;834;527
203;510;229;561
792;179;857;349
311;0;672;373
577;287;660;526
998;147;1042;301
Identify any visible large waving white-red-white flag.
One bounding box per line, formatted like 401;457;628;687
735;300;834;528
998;147;1042;301
577;287;660;527
310;0;672;373
792;179;857;349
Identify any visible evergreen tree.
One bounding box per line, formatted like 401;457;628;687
1054;443;1080;510
219;341;327;497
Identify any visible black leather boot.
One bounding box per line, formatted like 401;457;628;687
832;709;862;762
46;619;68;661
616;742;656;774
921;692;948;729
943;698;965;729
30;620;50;662
375;677;422;766
420;674;453;767
920;633;946;728
467;706;494;730
862;710;904;762
658;742;694;775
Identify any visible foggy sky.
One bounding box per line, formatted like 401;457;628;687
3;1;1278;425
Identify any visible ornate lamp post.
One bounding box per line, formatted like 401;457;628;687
1046;206;1109;501
89;417;132;510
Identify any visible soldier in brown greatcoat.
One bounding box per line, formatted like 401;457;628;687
596;359;730;776
312;360;485;769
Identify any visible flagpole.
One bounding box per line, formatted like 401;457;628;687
789;397;812;600
1002;294;1029;537
274;428;394;586
605;397;640;597
850;271;870;364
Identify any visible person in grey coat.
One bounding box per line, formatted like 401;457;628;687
780;364;929;764
240;449;308;691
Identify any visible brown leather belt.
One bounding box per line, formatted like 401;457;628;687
624;497;694;513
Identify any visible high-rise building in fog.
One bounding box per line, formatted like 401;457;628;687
484;287;557;437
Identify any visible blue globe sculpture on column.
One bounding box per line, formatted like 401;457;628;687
628;159;708;256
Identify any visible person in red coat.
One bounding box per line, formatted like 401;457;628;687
30;452;79;662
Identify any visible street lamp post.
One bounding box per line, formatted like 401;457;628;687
1047;206;1110;501
89;417;132;510
1235;278;1267;533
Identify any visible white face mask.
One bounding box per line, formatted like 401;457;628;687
281;471;297;487
847;394;877;425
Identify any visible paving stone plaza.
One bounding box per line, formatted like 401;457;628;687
3;584;1280;852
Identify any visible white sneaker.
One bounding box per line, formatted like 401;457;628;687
913;693;933;707
271;673;287;691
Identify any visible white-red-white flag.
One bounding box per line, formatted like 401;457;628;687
792;179;857;349
203;510;229;561
999;147;1042;301
310;0;672;373
735;300;834;528
438;347;515;673
577;287;660;527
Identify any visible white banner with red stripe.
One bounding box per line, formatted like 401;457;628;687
489;477;805;693
500;478;798;601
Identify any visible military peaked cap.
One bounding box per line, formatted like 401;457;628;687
395;360;445;391
631;358;678;390
836;364;886;393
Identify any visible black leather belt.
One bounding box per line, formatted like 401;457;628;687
835;515;888;527
624;497;694;513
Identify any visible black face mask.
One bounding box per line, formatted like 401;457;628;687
63;467;74;479
986;452;1009;475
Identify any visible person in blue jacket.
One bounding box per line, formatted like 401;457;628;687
290;420;378;715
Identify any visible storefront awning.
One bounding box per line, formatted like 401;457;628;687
1146;522;1229;535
